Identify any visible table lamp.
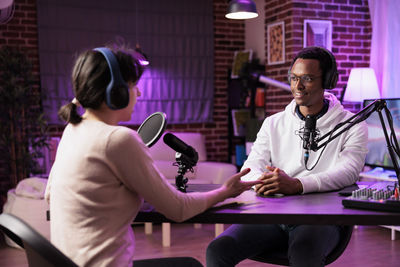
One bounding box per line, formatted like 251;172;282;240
343;68;381;102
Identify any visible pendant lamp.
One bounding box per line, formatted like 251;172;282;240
225;0;258;20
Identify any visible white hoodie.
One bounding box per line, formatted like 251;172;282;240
241;92;368;193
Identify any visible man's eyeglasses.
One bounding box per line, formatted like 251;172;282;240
288;74;322;85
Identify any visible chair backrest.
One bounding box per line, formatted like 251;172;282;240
250;225;353;266
0;213;78;267
1;213;204;267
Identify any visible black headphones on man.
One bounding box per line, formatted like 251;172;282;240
288;46;338;90
94;47;129;110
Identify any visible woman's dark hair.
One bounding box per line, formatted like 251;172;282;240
58;45;144;124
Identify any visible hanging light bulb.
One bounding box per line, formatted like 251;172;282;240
225;0;258;20
135;44;149;66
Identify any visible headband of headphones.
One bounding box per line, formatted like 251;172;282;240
93;47;129;110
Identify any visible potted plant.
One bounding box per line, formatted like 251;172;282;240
0;46;49;190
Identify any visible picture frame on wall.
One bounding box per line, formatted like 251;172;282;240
231;49;253;78
231;109;251;137
267;21;285;65
303;19;332;50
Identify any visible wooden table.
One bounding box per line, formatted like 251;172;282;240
135;183;400;226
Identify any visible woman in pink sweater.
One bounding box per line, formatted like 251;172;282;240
45;44;261;267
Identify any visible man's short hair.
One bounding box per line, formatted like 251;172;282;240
289;46;338;89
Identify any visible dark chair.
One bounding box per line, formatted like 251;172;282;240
0;213;203;267
249;225;353;266
0;213;78;267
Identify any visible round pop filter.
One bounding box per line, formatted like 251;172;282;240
137;112;167;147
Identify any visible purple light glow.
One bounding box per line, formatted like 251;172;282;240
139;59;149;66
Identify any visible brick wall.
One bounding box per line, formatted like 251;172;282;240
263;0;371;115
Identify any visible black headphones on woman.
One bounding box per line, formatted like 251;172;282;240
288;46;338;90
94;47;129;110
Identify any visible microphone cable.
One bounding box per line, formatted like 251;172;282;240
304;121;345;171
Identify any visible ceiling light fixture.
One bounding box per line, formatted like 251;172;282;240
225;0;258;20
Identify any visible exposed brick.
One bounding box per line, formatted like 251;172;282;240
335;55;347;61
349;55;363;61
355;34;371;40
341;62;355;68
333;40;347;46
355;6;369;12
363;28;371;33
21;32;37;38
340;48;355;53
8;25;26;31
302;10;317;16
3;32;20;37
333;26;347;32
348;27;361;33
355;48;370;53
348;41;362;46
355;62;369;67
340;20;354;26
333;12;347;18
349;13;362;19
325;4;339;10
8;39;26;45
354;20;369;26
317;11;332;17
293;2;308;8
339;34;353;39
309;3;324;9
340;6;354;11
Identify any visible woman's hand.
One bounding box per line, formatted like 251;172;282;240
222;168;264;198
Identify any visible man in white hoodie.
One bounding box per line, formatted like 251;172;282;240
206;47;368;267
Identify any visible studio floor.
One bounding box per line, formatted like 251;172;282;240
0;223;399;266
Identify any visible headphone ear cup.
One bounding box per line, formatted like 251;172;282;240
329;72;338;89
108;85;129;109
321;48;338;89
323;68;338;89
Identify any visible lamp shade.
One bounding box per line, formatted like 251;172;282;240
343;68;381;102
225;0;258;20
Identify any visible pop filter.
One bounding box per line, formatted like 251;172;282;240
137;112;167;147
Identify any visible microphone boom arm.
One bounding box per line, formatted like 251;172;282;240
312;99;400;185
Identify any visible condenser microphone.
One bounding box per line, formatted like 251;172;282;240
303;115;316;164
163;133;198;162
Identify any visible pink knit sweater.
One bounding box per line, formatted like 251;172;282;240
45;120;208;266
